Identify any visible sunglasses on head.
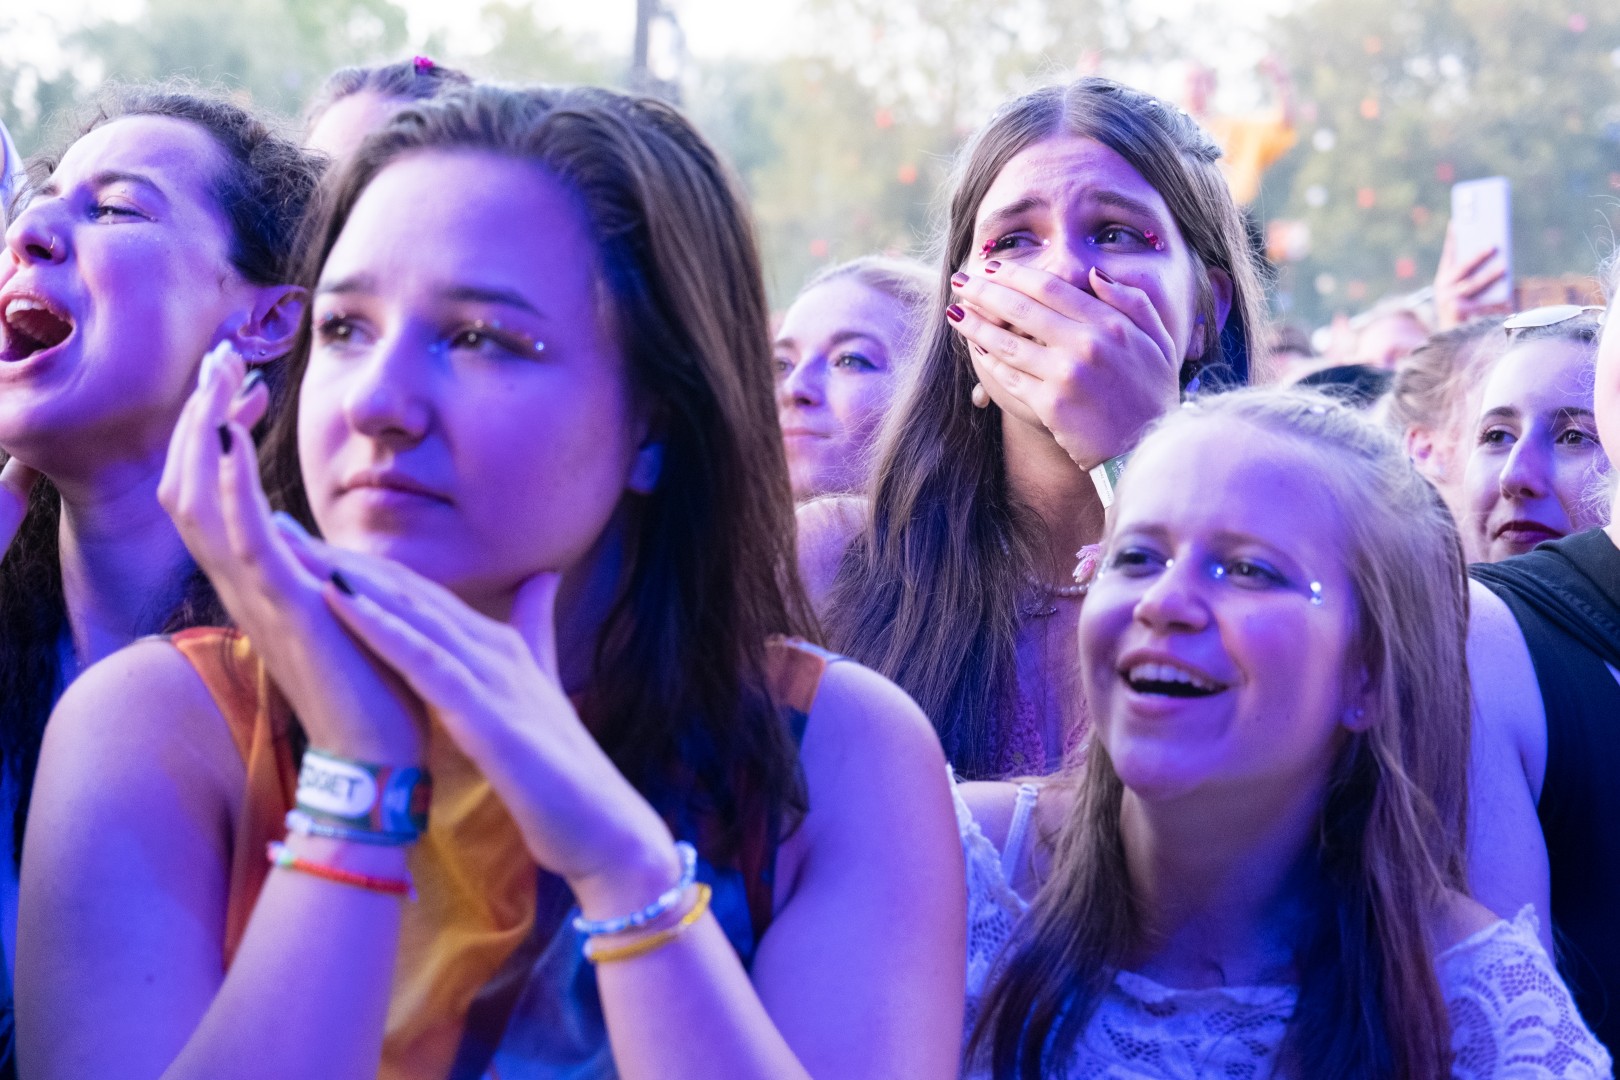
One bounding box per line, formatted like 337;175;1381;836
1501;304;1605;332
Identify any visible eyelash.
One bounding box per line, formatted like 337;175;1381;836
314;315;545;359
90;203;141;220
1105;546;1290;589
977;225;1167;258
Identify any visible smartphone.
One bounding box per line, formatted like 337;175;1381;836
1450;177;1513;307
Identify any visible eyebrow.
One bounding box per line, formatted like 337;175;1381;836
773;330;887;352
315;275;543;318
38;169;169;203
975;189;1166;240
1551;406;1597;423
975;195;1047;240
1479;406;1521;424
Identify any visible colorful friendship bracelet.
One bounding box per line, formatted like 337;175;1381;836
295;747;431;840
285;808;418;847
584;883;713;964
571;841;698;937
266;840;415;900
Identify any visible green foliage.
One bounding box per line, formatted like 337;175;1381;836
1267;0;1620;324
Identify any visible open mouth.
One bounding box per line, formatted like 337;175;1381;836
1123;662;1228;699
1;298;75;363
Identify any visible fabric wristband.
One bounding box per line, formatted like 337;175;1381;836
295;747;431;839
1089;452;1131;509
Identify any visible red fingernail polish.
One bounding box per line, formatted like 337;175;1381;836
945;304;965;323
1092;267;1115;284
951;271;970;288
985;260;1002;273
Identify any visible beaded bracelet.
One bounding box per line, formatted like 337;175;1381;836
584;883;712;964
285;809;418;847
571;841;697;936
266;840;415;900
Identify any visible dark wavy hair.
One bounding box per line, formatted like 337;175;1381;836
819;77;1265;777
261;84;814;862
0;83;321;859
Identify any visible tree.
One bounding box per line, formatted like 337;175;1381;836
1264;0;1620;325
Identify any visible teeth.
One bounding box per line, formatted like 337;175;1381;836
4;299;46;321
1127;662;1221;692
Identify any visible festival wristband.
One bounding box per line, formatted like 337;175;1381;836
1089;452;1131;509
295;747;431;839
285;808;417;847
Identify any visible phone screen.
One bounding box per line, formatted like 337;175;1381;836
1450;176;1513;307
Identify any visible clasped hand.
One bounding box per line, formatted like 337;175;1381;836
159;344;675;896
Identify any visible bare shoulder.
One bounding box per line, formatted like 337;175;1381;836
1466;578;1546;788
798;658;944;787
775;659;953;896
795;495;867;611
42;636;243;815
1467;579;1538;700
958;781;1021;852
1430;890;1511;954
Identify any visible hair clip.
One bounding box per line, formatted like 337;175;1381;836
1143;230;1167;252
1308;582;1324;606
413;55;437;74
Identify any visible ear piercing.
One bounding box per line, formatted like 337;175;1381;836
970;382;990;408
1308;582;1324;606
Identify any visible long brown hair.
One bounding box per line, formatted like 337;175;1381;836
0;83;320;859
819;78;1267;777
261;84;813;862
971;389;1472;1079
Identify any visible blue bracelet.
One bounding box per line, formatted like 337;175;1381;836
571;841;698;937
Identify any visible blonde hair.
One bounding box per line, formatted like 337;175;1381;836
971;388;1471;1079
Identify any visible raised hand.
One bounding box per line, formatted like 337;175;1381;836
0;454;40;555
1434;222;1512;330
947;259;1181;470
157;343;425;766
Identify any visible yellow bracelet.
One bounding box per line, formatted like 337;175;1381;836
584;883;712;964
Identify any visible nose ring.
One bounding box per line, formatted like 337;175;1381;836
47;236;57;256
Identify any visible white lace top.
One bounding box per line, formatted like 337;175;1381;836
955;782;1614;1079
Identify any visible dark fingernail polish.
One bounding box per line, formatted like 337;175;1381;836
217;424;233;454
1092;267;1115;284
951;271;970;288
239;368;265;397
945;304;965;323
984;260;1002;273
330;570;355;596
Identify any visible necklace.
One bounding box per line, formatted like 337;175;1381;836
1020;543;1104;618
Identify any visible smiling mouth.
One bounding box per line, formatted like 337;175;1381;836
1122;662;1229;699
1;298;75;363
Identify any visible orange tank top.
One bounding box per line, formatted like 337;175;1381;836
170;627;831;1080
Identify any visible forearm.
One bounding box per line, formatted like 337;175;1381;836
49;838;408;1080
594;917;812;1080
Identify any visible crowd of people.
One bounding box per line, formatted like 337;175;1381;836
0;54;1614;1080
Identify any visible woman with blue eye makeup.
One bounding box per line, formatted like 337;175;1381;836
774;256;932;501
955;388;1608;1080
802;78;1267;778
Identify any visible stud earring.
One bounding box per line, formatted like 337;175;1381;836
1308;581;1324;606
970;383;990;409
